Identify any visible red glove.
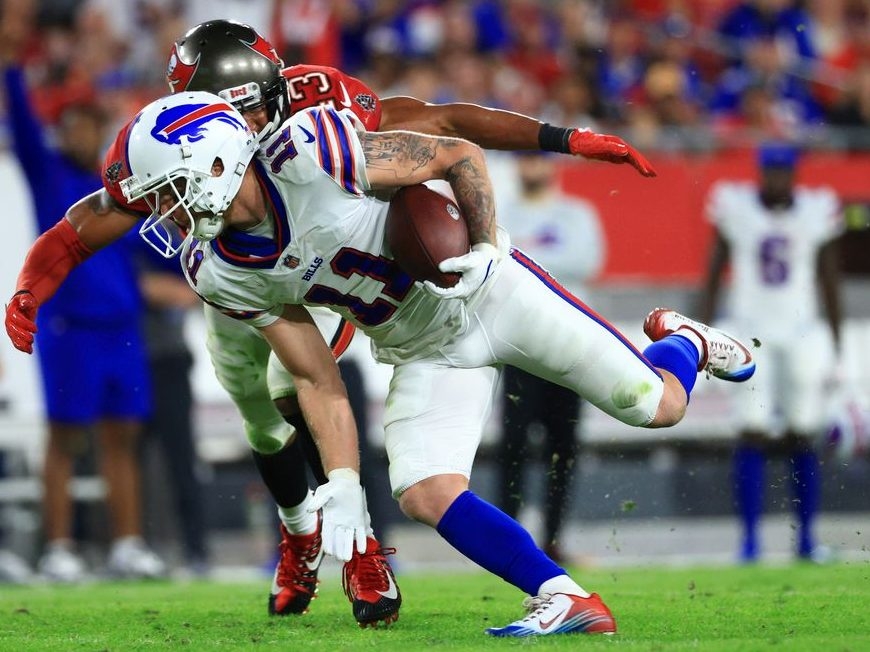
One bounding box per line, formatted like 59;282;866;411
568;129;657;177
5;291;38;354
4;218;93;354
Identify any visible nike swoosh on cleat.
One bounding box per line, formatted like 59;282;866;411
305;546;324;572
538;605;570;630
299;125;316;143
337;81;353;108
376;570;399;600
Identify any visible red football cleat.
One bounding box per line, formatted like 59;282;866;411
268;519;323;615
644;308;756;382
341;537;401;627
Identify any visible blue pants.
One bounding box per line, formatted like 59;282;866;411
36;320;151;424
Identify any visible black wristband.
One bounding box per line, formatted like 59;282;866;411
12;290;33;298
538;123;573;154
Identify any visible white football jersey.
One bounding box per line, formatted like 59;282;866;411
182;106;468;365
706;181;843;329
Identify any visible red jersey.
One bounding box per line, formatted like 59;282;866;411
282;65;382;132
102;65;382;214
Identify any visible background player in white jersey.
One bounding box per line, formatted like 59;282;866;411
118;91;757;637
698;142;844;562
4;19;658;628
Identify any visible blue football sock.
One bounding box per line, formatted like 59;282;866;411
436;490;564;595
790;450;819;557
643;334;699;398
733;445;765;560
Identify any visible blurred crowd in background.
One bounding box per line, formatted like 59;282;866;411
2;0;870;154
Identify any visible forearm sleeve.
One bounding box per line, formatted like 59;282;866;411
16;218;94;304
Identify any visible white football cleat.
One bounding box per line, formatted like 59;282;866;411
644;308;756;382
107;536;167;579
38;540;88;583
486;592;616;637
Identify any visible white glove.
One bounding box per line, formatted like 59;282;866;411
308;468;367;561
423;242;501;300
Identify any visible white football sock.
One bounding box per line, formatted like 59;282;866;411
538;574;591;598
278;490;318;535
674;327;705;362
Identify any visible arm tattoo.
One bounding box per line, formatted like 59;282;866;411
84;191;116;216
446;156;496;245
84;190;139;218
361;131;446;179
362;131;496;245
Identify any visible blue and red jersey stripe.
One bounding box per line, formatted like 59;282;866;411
509;248;661;377
309;107;363;195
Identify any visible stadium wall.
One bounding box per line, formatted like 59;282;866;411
558;152;870;283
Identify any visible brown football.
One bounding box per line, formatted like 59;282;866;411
385;184;469;288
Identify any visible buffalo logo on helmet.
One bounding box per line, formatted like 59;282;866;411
150;102;247;145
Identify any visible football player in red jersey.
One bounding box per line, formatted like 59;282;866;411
6;19;655;627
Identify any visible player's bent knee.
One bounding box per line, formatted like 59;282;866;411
397;474;469;527
244;420;296;455
647;371;688;428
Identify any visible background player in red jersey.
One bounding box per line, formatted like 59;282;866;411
6;19;655;627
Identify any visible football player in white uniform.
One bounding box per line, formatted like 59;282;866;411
5;20;658;628
113;91;757;636
699;142;844;562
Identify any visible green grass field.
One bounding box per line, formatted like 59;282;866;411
1;562;868;651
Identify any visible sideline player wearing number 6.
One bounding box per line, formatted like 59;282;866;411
698;142;843;562
117;91;756;636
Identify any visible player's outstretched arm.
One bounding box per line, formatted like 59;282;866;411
4;190;140;353
259;305;366;561
378;96;656;177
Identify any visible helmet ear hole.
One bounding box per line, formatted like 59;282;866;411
211;157;225;176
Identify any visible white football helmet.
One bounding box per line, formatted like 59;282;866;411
119;91;258;257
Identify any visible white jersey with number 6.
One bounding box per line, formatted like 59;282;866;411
706;180;843;434
706;180;843;334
